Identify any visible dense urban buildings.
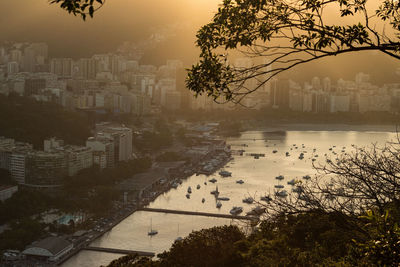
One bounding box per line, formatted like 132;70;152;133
1;42;400;114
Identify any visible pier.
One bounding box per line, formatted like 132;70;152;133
138;207;258;221
83;246;155;257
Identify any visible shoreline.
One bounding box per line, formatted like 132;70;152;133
247;123;399;133
55;148;232;266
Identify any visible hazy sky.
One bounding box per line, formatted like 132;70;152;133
0;0;219;58
0;0;399;84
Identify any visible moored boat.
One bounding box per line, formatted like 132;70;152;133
230;206;243;215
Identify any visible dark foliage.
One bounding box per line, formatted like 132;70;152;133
0;95;92;149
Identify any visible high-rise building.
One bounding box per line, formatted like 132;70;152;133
23;46;36;72
50;58;73;78
86;137;115;168
7;62;19;74
270;79;290;109
323;77;331;92
78;58;99;79
25;151;67;187
97;126;133;162
25;78;46;96
311;77;322;90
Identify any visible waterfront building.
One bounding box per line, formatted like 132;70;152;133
358;94;391;113
0;185;18;202
329;95;350;113
22;237;73;262
270;79;290;109
289;89;303;112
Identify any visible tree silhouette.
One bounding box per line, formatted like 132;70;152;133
49;0;105;20
186;0;400;103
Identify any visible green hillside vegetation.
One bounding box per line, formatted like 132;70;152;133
0;94;92;148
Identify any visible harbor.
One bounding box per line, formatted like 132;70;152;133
58;130;395;267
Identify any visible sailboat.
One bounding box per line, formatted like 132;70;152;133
175;224;183;242
148;218;158;236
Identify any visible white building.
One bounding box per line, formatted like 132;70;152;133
329;95;350;113
64;146;93;176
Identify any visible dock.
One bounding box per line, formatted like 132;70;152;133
83;246;155;257
138;207;258;221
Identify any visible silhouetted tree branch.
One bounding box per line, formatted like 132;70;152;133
186;0;400;103
261;138;400;220
49;0;105;20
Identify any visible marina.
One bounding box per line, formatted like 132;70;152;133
61;129;396;267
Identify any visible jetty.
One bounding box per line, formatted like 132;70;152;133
138;207;258;221
83;246;155;257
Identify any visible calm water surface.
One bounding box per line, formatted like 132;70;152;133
63;130;396;267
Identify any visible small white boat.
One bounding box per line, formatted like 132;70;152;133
242;197;254;204
230;206;243;215
187;186;192;194
216;201;222;208
236;179;244;184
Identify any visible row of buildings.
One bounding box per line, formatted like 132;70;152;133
268;75;400;113
0;124;133;188
0;42;190;114
1;42;400;115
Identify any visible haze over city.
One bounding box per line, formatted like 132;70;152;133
1;0;400;266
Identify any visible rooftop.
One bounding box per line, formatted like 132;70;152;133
24;236;72;256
